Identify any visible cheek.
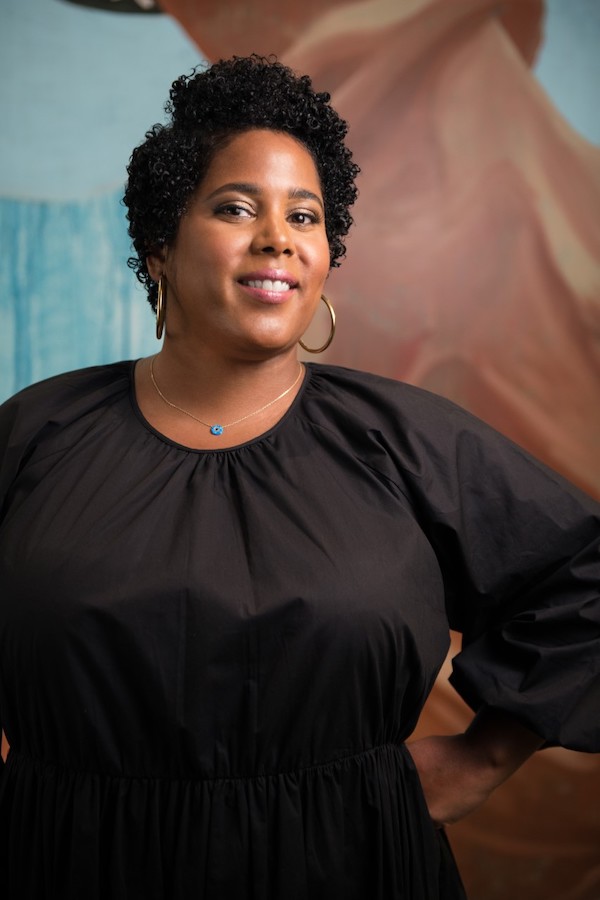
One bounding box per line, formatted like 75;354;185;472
170;234;234;290
201;231;247;273
306;238;331;284
316;254;331;288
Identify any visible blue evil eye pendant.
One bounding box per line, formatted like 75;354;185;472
210;424;224;436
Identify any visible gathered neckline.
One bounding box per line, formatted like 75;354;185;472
128;359;313;455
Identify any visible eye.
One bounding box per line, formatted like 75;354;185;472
289;209;321;226
216;202;254;219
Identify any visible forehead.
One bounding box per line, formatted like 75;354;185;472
200;129;323;193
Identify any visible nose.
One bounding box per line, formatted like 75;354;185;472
251;212;294;257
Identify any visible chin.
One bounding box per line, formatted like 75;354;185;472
242;329;300;354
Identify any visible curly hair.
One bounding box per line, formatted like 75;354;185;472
123;55;360;309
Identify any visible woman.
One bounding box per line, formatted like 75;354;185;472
0;55;598;899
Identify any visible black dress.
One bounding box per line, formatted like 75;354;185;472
0;362;598;899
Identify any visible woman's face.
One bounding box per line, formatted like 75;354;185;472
148;129;331;360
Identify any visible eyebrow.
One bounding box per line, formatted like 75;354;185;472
206;182;324;211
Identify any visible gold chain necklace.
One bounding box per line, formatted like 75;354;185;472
149;356;304;436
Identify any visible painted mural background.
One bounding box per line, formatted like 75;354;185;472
1;0;599;896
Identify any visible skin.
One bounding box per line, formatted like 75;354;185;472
134;127;544;825
136;129;331;449
407;708;543;827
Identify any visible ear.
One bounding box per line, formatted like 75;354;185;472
146;246;167;283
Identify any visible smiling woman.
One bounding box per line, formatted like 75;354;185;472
122;56;356;449
142;131;330;401
0;55;599;900
138;130;330;447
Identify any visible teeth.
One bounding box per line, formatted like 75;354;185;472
245;279;291;291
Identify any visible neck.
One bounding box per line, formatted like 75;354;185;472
150;344;304;423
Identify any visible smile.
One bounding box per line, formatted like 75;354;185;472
243;279;292;292
237;272;299;304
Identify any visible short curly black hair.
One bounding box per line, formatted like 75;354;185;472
123;55;360;309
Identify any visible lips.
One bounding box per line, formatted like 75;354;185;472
244;278;292;292
238;269;299;303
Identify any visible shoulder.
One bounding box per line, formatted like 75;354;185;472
1;361;133;433
0;361;134;504
302;364;591;504
304;362;486;440
2;361;132;413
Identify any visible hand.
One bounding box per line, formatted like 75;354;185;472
407;708;544;827
406;733;501;826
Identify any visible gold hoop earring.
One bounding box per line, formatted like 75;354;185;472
299;294;336;354
156;276;166;340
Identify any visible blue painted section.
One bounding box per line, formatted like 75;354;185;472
0;190;158;397
535;0;600;146
0;0;202;200
0;0;202;399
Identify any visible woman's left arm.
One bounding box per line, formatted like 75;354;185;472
360;379;600;821
381;385;600;756
407;707;544;827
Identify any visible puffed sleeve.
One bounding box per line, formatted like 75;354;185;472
0;364;130;524
334;369;600;752
0;379;65;521
0;705;4;796
0;396;20;798
0;381;69;796
0;395;22;520
387;391;600;752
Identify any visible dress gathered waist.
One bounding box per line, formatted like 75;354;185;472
0;736;460;899
3;741;409;784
